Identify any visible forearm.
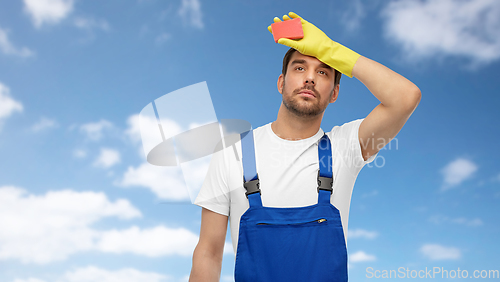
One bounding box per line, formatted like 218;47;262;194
189;244;223;282
352;56;421;111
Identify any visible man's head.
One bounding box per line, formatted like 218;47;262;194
282;48;341;86
277;48;340;118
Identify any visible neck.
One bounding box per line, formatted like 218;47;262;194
271;103;324;140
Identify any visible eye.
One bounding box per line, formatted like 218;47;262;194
318;70;327;75
295;66;304;71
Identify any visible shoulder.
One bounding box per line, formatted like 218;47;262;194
327;119;364;140
252;123;272;140
326;118;379;166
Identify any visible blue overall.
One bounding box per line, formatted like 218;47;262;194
234;130;348;282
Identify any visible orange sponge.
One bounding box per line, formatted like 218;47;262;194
271;18;304;43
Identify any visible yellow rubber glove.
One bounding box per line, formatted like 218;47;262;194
268;12;360;78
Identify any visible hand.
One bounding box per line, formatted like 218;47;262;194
268;12;330;58
268;12;361;78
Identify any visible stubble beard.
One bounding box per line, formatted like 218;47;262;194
281;80;331;118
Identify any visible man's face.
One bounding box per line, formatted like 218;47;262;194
278;51;339;118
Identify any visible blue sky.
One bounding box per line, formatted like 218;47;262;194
1;0;499;281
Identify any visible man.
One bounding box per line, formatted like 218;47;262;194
189;12;420;281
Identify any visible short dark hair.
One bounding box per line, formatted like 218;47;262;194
282;48;341;86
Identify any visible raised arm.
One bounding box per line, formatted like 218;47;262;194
353;57;421;161
189;208;228;282
269;12;421;160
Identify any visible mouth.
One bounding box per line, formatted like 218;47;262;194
297;89;316;98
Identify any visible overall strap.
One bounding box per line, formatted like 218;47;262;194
240;130;263;208
317;134;333;204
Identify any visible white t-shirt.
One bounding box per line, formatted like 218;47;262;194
194;119;377;254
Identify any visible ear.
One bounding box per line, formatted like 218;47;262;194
277;74;284;94
329;83;340;103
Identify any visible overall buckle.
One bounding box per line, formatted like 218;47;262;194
244;178;261;198
317;171;333;194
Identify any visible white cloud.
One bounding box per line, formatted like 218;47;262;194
12;267;170;282
0;186;205;265
0;28;34;58
98;225;198;257
420;244;461;260
125;113;157;145
349;251;376;263
348;228;378;239
221;275;235;282
63;266;170;282
123;113;214;202
0;83;24;118
80;119;113;141
31;117;58;132
178;0;204;29
441;158;478;190
74;17;110;31
118;162;190;200
23;0;74;28
125;113;179;158
125;114;145;144
127;111;194;161
125;114;151;159
382;0;500;66
0;186;141;264
223;241;233;255
93;148;121;169
0;82;23;130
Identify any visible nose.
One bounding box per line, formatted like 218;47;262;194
304;70;315;85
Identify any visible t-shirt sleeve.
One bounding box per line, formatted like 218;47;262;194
193;146;231;216
330;118;378;168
